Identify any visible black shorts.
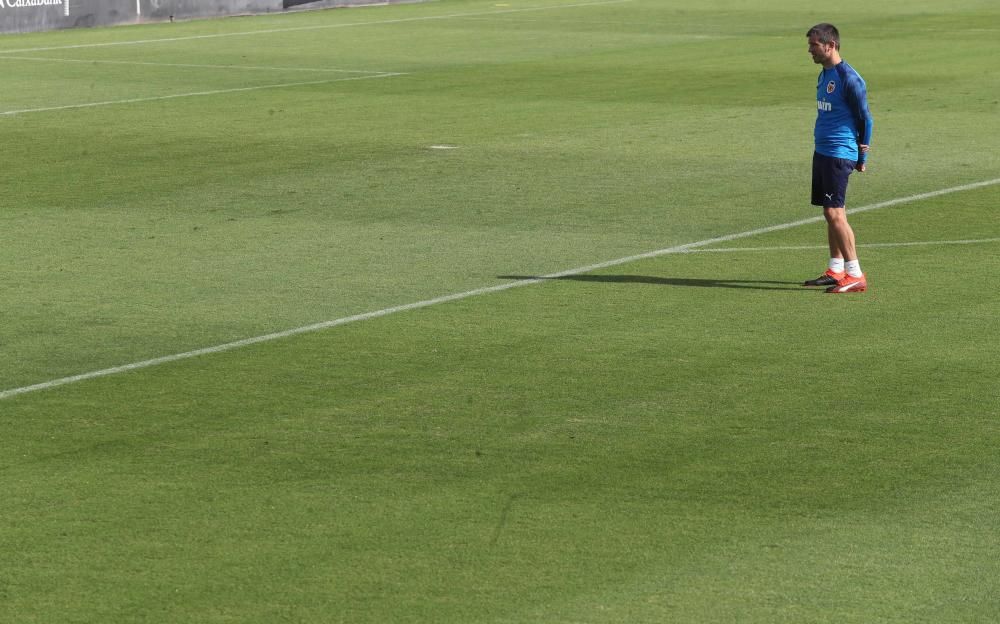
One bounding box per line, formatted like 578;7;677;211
812;152;856;208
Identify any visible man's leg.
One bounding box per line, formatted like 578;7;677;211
824;206;857;261
823;206;867;293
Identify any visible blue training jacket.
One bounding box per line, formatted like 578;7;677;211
815;60;874;164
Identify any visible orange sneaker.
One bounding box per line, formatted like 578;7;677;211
803;268;845;287
825;273;867;293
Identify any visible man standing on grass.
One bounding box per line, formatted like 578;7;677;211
803;23;874;293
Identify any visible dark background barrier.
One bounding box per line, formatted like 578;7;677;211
0;0;420;34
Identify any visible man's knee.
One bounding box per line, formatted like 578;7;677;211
823;206;847;224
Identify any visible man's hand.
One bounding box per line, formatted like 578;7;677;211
856;144;870;172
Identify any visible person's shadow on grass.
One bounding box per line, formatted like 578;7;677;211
499;274;805;291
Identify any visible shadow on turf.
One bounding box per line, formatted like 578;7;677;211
499;275;806;291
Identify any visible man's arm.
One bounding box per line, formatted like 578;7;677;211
843;71;874;168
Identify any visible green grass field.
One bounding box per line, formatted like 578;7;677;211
2;0;999;621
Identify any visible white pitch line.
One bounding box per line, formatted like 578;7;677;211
0;0;634;55
0;72;405;117
2;177;998;402
0;55;397;74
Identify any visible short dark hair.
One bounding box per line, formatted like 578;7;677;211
807;23;840;50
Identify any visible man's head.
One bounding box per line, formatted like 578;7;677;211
807;23;841;67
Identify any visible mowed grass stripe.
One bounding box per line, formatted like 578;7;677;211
0;55;398;73
4;177;998;402
682;237;1000;253
4;208;998;623
0;72;406;117
0;0;635;55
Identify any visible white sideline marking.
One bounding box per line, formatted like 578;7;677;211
0;0;634;55
0;55;397;74
3;177;998;401
0;72;405;117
